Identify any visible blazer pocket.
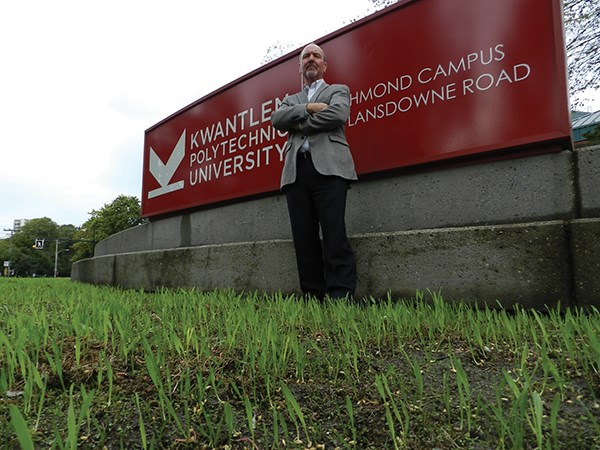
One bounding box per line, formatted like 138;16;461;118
328;135;349;147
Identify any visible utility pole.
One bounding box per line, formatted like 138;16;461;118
54;240;60;278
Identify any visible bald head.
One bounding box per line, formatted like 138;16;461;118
300;43;327;62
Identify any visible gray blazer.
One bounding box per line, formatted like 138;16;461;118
271;82;358;189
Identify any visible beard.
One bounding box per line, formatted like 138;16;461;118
304;66;319;82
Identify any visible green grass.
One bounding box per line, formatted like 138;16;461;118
0;278;599;449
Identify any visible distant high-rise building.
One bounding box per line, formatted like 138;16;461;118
13;219;28;232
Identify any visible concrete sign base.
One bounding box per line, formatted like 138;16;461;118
72;146;600;309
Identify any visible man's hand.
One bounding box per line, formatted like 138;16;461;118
306;102;328;114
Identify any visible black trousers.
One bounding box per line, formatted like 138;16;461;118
284;153;357;299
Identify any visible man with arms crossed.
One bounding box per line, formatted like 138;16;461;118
272;43;357;300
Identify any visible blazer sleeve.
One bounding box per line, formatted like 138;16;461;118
271;94;308;132
299;85;350;134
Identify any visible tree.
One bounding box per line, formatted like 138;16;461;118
11;218;59;276
0;196;146;275
70;195;148;262
563;0;600;107
261;41;297;65
0;237;14;276
583;124;600;143
0;218;77;277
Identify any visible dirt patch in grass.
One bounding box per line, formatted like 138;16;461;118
3;336;598;449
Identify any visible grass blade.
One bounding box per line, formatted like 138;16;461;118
9;405;35;450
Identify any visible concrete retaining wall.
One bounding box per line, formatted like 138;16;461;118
73;145;600;308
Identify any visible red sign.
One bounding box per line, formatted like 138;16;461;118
142;0;570;218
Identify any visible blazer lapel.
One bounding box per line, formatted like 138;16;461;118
298;90;309;103
311;81;330;102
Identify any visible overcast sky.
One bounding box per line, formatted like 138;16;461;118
0;0;376;234
1;0;598;235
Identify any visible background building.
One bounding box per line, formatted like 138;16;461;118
12;219;28;232
572;110;600;144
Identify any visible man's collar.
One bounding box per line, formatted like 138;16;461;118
304;79;325;91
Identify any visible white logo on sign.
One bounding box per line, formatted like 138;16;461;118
148;130;186;199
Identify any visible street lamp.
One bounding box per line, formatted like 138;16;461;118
54;240;69;278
